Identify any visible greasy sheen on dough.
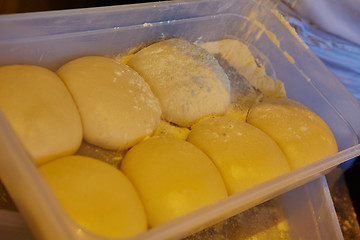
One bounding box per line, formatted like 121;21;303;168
0;65;82;165
56;56;161;150
188;116;290;194
128;38;231;127
121;137;228;227
247;98;338;169
39;155;147;238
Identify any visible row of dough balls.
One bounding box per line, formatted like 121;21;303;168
38;115;290;238
39;100;338;238
0;38;232;165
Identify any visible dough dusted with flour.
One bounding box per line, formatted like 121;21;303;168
201;39;285;98
128;38;231;127
0;65;82;165
57;56;161;150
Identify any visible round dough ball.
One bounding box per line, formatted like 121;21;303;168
187;116;290;194
128;38;231;127
0;65;82;165
39;155;147;238
247;98;338;169
120;137;228;227
56;56;161;150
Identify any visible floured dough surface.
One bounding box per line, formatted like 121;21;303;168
0;65;82;165
57;56;161;150
247;98;338;169
128;38;231;127
39;155;147;238
121;137;228;227
188;116;290;194
201;39;286;98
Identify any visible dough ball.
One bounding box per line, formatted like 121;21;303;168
247;98;338;169
120;137;228;227
128;38;231;127
188;116;290;194
56;56;161;150
201;39;286;98
0;65;82;165
39;155;147;238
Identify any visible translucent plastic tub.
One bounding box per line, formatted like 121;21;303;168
0;176;343;240
1;0;360;239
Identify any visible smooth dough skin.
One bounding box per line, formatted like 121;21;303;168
120;137;228;227
56;56;161;150
187;116;290;194
247;98;338;169
39;155;147;238
0;65;82;165
127;38;231;127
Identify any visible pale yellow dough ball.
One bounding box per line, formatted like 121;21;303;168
56;56;161;150
201;39;286;98
128;38;231;127
247;98;338;169
120;137;228;227
0;65;82;165
39;155;147;238
187;116;290;194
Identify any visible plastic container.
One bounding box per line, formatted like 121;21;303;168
1;0;360;239
0;210;35;240
0;176;343;240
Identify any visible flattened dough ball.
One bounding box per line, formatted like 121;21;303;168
188;116;290;194
128;38;231;127
39;155;147;238
57;56;161;150
0;65;82;165
247;98;338;169
201;39;286;98
120;137;228;227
